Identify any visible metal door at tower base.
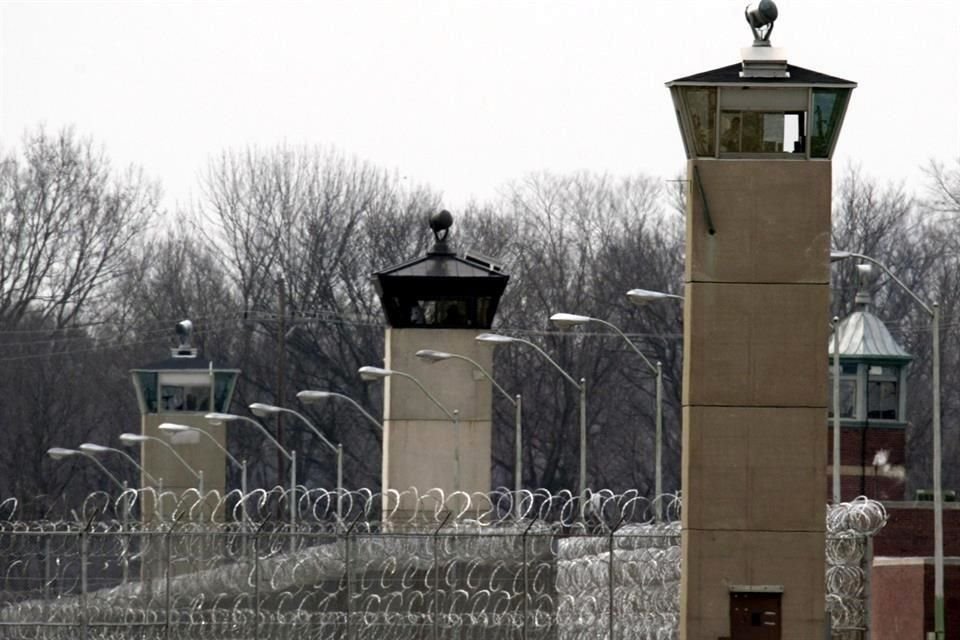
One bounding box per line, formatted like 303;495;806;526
730;591;781;639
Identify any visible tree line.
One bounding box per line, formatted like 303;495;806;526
1;127;958;516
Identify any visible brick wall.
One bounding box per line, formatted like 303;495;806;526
874;503;960;557
871;559;960;639
826;426;907;501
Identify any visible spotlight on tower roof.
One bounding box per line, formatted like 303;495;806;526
745;0;778;44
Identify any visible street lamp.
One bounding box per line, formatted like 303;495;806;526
358;365;461;492
832;248;944;638
119;433;204;495
549;312;663;508
296;390;383;432
78;443;161;486
416;348;524;509
204;412;298;543
249;402;344;522
47;447;126;492
626;288;685;515
475;332;587;507
158;423;248;522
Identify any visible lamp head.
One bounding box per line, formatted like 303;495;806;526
158;423;191;433
359;366;392;381
119;433;147;446
249;402;281;417
205;412;237;425
626;288;671;305
549;313;591;329
415;349;453;363
79;443;111;454
47;447;77;460
475;333;514;345
297;390;333;403
830;250;853;263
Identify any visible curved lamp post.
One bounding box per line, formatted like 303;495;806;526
832;248;943;638
476;332;587;509
159;423;248;529
416;348;523;509
626;288;685;516
47;447;126;492
119;433;204;495
358;365;461;492
249;402;344;522
549;313;663;506
78;442;161;487
205;412;297;544
297;390;384;433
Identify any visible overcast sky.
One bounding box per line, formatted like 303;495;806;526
1;1;958;213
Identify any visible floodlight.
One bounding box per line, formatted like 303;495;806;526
745;0;778;29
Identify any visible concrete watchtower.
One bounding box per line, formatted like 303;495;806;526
666;3;855;638
372;211;509;503
130;321;239;517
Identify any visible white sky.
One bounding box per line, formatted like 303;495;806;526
1;1;958;213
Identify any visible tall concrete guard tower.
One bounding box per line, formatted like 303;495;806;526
372;211;508;505
130;321;240;518
666;3;854;637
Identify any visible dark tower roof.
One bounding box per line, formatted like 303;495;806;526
372;211;509;329
667;63;855;87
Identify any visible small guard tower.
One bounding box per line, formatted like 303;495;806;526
829;265;911;502
666;2;855;638
373;211;508;504
130;321;239;518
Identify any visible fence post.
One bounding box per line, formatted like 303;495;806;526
253;520;269;640
433;512;451;640
344;511;364;640
864;536;874;640
165;513;184;640
80;522;89;640
608;515;624;640
521;516;539;640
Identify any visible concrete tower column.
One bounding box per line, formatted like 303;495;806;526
667;10;855;638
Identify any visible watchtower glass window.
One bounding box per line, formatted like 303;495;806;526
828;362;905;424
668;65;854;160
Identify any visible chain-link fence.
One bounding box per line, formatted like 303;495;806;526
0;489;884;639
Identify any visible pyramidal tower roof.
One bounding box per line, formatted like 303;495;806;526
829;270;912;362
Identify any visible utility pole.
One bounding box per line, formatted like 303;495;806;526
276;275;287;492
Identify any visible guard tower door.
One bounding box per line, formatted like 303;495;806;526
729;591;781;639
